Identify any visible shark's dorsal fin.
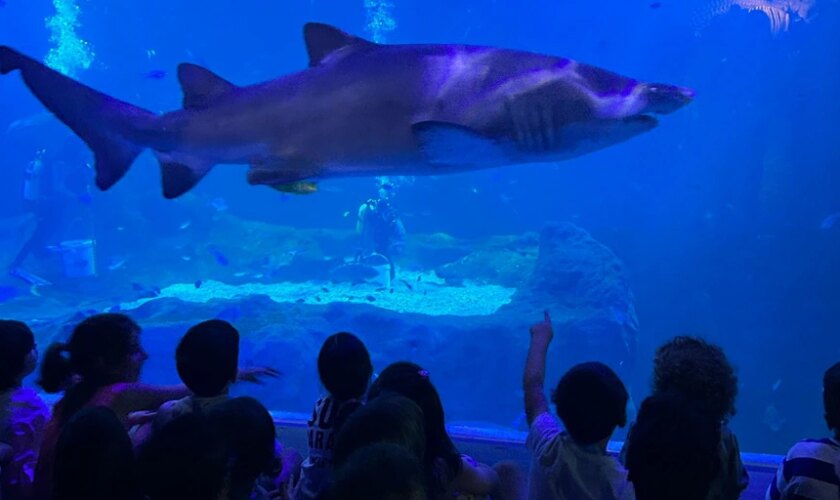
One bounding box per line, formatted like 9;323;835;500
303;22;374;67
177;63;237;110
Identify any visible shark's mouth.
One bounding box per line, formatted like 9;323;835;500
644;84;696;115
625;114;660;127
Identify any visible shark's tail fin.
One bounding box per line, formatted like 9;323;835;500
0;46;157;191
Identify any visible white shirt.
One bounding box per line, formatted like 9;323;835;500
527;412;634;500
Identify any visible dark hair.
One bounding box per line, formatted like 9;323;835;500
552;361;628;445
138;412;228;500
652;336;738;422
824;362;840;431
333;394;426;468
176;319;240;397
318;332;373;401
625;392;721;500
368;362;462;494
54;406;140;500
326;443;428;500
39;313;141;423
207;397;276;500
0;320;35;392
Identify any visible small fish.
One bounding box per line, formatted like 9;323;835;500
400;279;414;291
179;220;192;230
181;255;192;261
321;287;330;293
343;211;351;218
649;2;662;8
772;379;782;392
146;49;156;59
416;275;422;282
234;271;247;277
820;212;840;230
365;295;376;302
194;280;203;289
315;296;322;302
295;298;305;303
131;282;145;291
144;69;167;80
208;247;229;266
107;257;127;271
389;288;394;294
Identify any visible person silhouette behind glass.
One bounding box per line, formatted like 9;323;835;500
8;146;93;285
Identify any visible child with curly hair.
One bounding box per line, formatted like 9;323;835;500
621;336;748;500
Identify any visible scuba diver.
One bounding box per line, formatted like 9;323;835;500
355;195;406;282
8;145;94;285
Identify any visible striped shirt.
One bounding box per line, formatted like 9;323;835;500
767;437;840;500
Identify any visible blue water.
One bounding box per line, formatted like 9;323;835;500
1;0;839;457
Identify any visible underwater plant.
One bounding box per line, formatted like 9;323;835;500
44;0;94;77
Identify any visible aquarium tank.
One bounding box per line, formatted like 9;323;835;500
0;0;838;487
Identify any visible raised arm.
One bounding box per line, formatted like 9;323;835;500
523;311;554;425
110;383;191;423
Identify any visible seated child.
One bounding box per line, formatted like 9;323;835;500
325;443;429;500
132;319;279;443
53;406;140;500
206;397;278;500
34;313;190;500
332;393;426;469
523;311;632;500
768;361;840;499
294;332;373;500
621;336;748;500
625;392;721;500
368;361;501;499
0;320;50;500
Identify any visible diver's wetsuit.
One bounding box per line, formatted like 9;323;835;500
356;198;406;261
9;157;85;274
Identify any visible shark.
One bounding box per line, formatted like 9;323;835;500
0;22;694;199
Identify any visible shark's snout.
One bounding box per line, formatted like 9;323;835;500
643;83;695;114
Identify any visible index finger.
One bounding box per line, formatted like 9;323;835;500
544;310;551;323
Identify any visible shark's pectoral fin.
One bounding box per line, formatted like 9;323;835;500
271;181;319;195
155;152;215;199
303;23;376;67
412;121;515;166
177;63;238;110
